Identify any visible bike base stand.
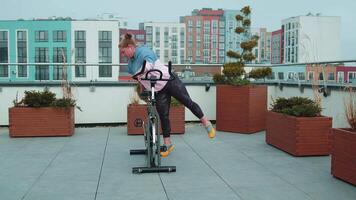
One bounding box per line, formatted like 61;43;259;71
130;146;167;155
132;166;176;174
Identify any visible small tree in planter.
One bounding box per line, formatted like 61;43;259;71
266;97;332;156
213;6;272;134
331;88;356;185
9;89;80;137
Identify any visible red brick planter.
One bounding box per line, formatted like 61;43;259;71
266;111;332;156
216;85;267;134
127;104;148;135
9;107;75;137
167;106;185;134
331;128;356;185
127;104;185;135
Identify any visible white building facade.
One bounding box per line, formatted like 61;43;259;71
140;22;186;64
71;20;120;82
282;15;341;63
251;28;271;64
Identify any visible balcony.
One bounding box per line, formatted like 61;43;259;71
0;61;356;199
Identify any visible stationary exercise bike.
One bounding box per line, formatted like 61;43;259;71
130;60;177;174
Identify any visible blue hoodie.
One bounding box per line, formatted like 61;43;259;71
128;46;158;75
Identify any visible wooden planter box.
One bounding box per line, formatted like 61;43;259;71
331;128;356;185
266;111;332;156
9;107;75;137
127;104;185;135
216;85;267;134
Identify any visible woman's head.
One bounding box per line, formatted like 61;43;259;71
119;33;137;59
119;33;136;48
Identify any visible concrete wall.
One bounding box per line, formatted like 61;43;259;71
0;84;215;126
0;84;350;128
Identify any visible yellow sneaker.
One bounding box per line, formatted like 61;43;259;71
160;144;175;157
208;127;216;138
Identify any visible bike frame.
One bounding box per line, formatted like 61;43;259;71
130;60;176;174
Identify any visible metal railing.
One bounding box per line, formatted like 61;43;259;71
1;60;356;87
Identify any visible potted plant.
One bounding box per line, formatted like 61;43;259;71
266;97;332;156
213;6;272;134
331;88;356;185
9;89;80;137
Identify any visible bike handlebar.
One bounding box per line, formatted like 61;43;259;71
132;60;175;81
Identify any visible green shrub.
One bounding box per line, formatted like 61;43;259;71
235;27;245;34
241;6;251;15
52;98;82;111
171;97;182;107
235;15;243;21
15;89;80;110
243;19;251;26
23;90;56;107
213;74;226;84
249;67;272;79
270;97;322;117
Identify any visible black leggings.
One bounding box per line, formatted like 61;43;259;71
156;74;204;138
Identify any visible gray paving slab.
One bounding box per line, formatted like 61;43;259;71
0;124;355;200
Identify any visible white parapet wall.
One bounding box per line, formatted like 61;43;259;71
0;84;216;126
0;84;350;128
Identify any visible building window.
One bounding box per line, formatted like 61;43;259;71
17;31;27;77
35;47;49;63
35;47;49;80
349;72;356;82
146;26;153;34
319;72;324;80
75;31;86;77
52;47;66;80
308;72;314;81
298;72;305;80
75;31;86;76
197;20;201;28
53;47;67;80
99;31;112;41
267;72;275;80
0;30;9;77
99;31;112;77
53;30;67;42
328;73;335;81
53;66;67;80
75;30;86;41
136;34;144;40
278;72;284;80
53;47;67;63
35;30;48;42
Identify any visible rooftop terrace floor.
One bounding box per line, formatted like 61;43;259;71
0;125;355;200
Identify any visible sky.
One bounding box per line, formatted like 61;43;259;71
1;0;355;59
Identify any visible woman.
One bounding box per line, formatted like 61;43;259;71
119;33;215;157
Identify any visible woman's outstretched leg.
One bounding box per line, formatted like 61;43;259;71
168;75;215;138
